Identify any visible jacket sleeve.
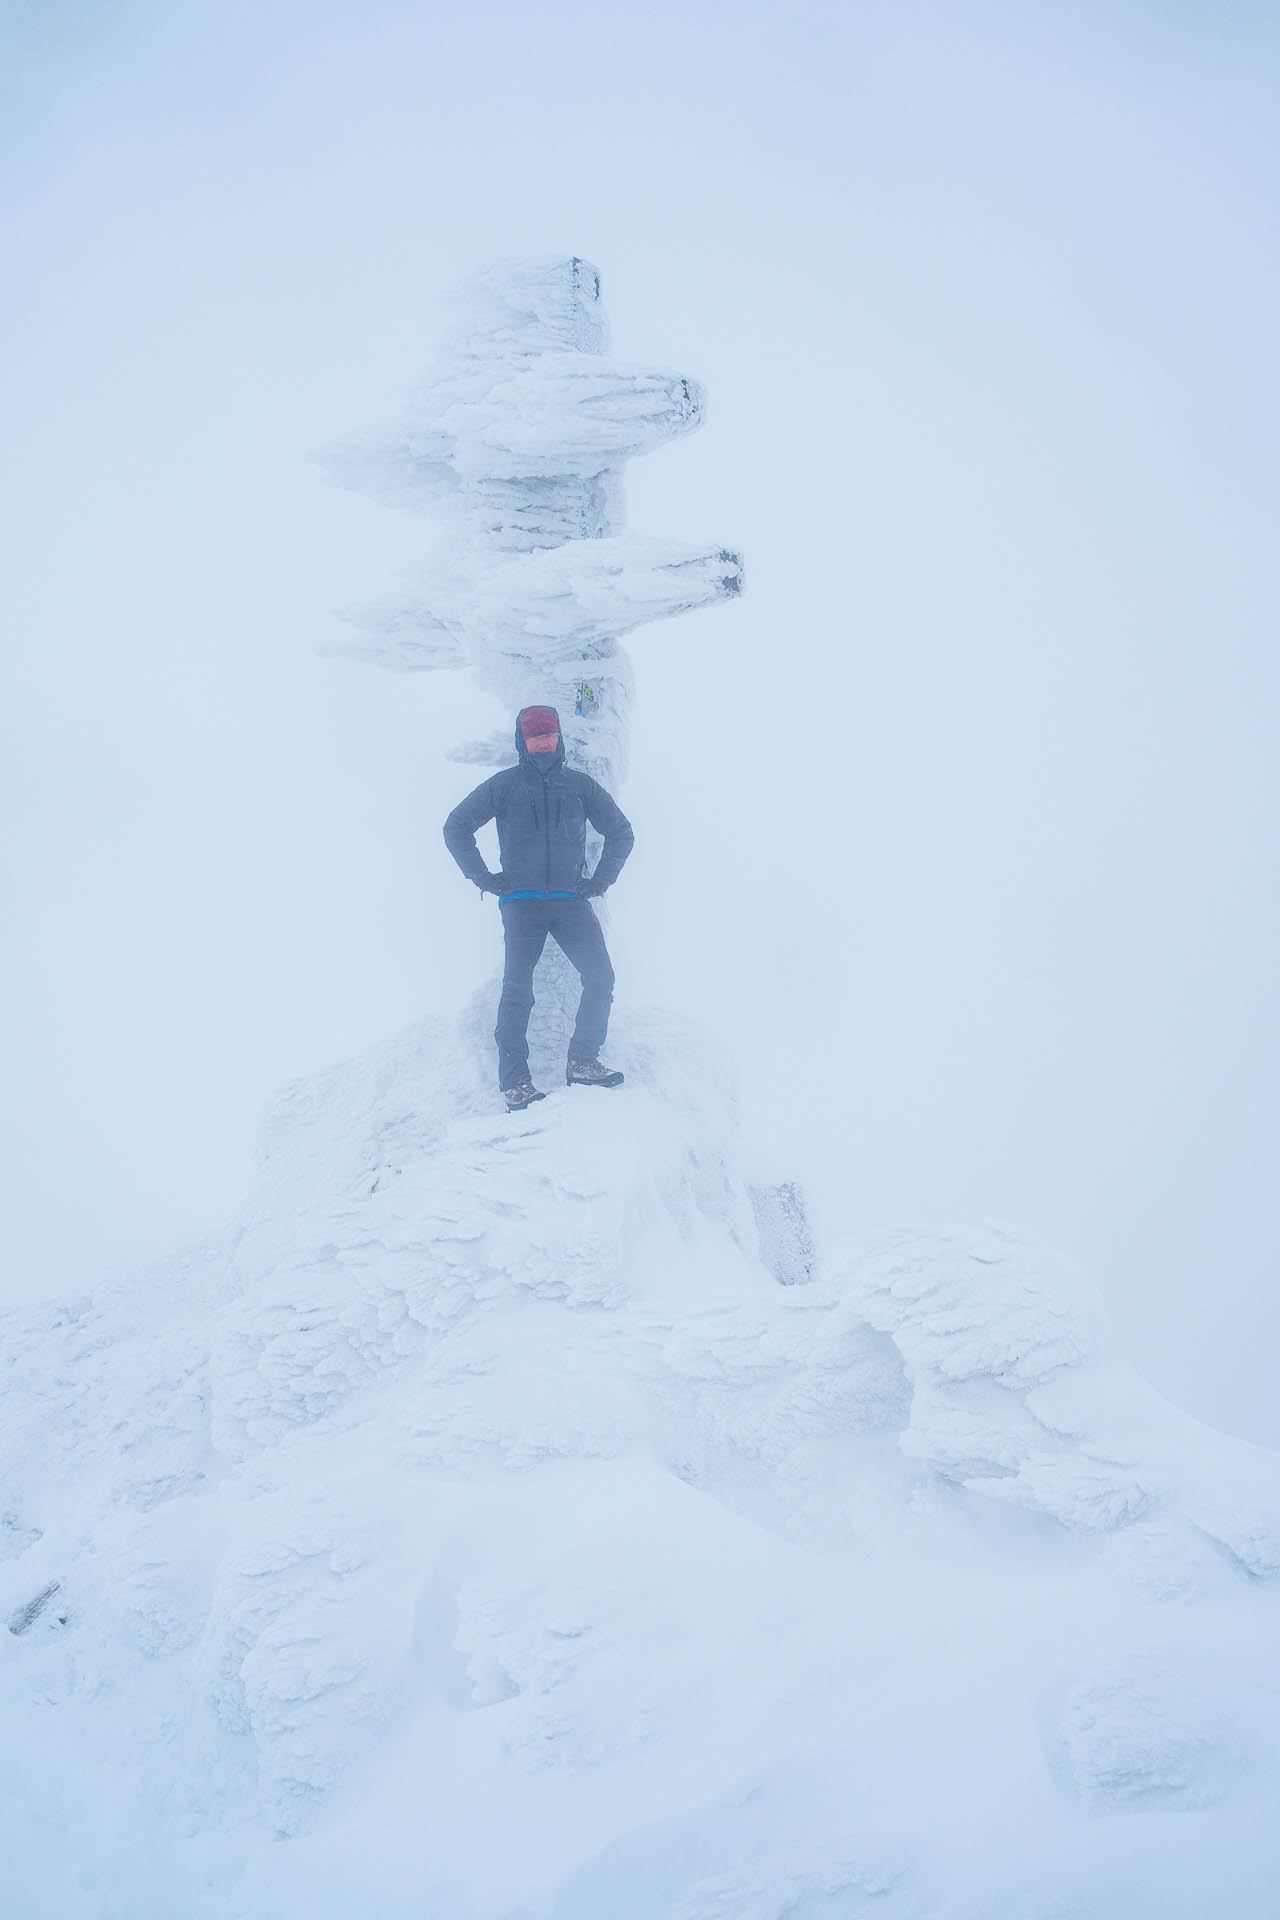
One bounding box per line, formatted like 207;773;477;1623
583;778;635;888
443;777;498;885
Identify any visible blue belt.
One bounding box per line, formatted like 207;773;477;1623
498;889;578;904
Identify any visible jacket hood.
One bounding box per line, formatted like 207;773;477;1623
514;704;565;772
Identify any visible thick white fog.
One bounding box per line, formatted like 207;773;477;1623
4;0;1279;1446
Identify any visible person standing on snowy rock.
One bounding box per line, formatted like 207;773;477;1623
443;705;634;1112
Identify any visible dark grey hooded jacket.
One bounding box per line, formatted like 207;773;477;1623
443;721;634;896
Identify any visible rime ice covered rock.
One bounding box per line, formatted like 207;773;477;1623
6;260;1280;1917
3;1012;1280;1917
849;1223;1280;1585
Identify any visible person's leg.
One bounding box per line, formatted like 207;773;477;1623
549;898;615;1063
495;902;550;1088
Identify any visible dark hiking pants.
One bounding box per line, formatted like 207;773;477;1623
496;897;615;1090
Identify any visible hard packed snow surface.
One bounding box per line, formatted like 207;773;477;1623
4;1008;1280;1918
6;258;1279;1915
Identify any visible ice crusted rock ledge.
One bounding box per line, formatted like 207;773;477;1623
2;1008;1280;1918
850;1224;1280;1582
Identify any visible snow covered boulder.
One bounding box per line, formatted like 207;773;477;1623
849;1222;1280;1592
4;1012;1280;1916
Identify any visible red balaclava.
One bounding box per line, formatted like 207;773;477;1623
518;706;560;757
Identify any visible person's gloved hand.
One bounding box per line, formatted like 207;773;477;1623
577;873;608;898
477;872;509;895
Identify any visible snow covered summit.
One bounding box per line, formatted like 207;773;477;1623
4;260;1279;1917
4;1003;1280;1918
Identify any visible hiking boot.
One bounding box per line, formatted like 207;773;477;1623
566;1056;624;1089
503;1078;546;1112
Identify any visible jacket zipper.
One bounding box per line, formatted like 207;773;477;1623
543;781;552;888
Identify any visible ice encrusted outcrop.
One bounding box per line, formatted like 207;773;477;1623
4;260;1280;1916
850;1225;1280;1583
3;1012;1280;1918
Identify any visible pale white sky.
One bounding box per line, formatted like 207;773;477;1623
3;0;1279;1441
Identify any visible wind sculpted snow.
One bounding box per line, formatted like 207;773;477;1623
4;260;1280;1917
3;1007;1280;1917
